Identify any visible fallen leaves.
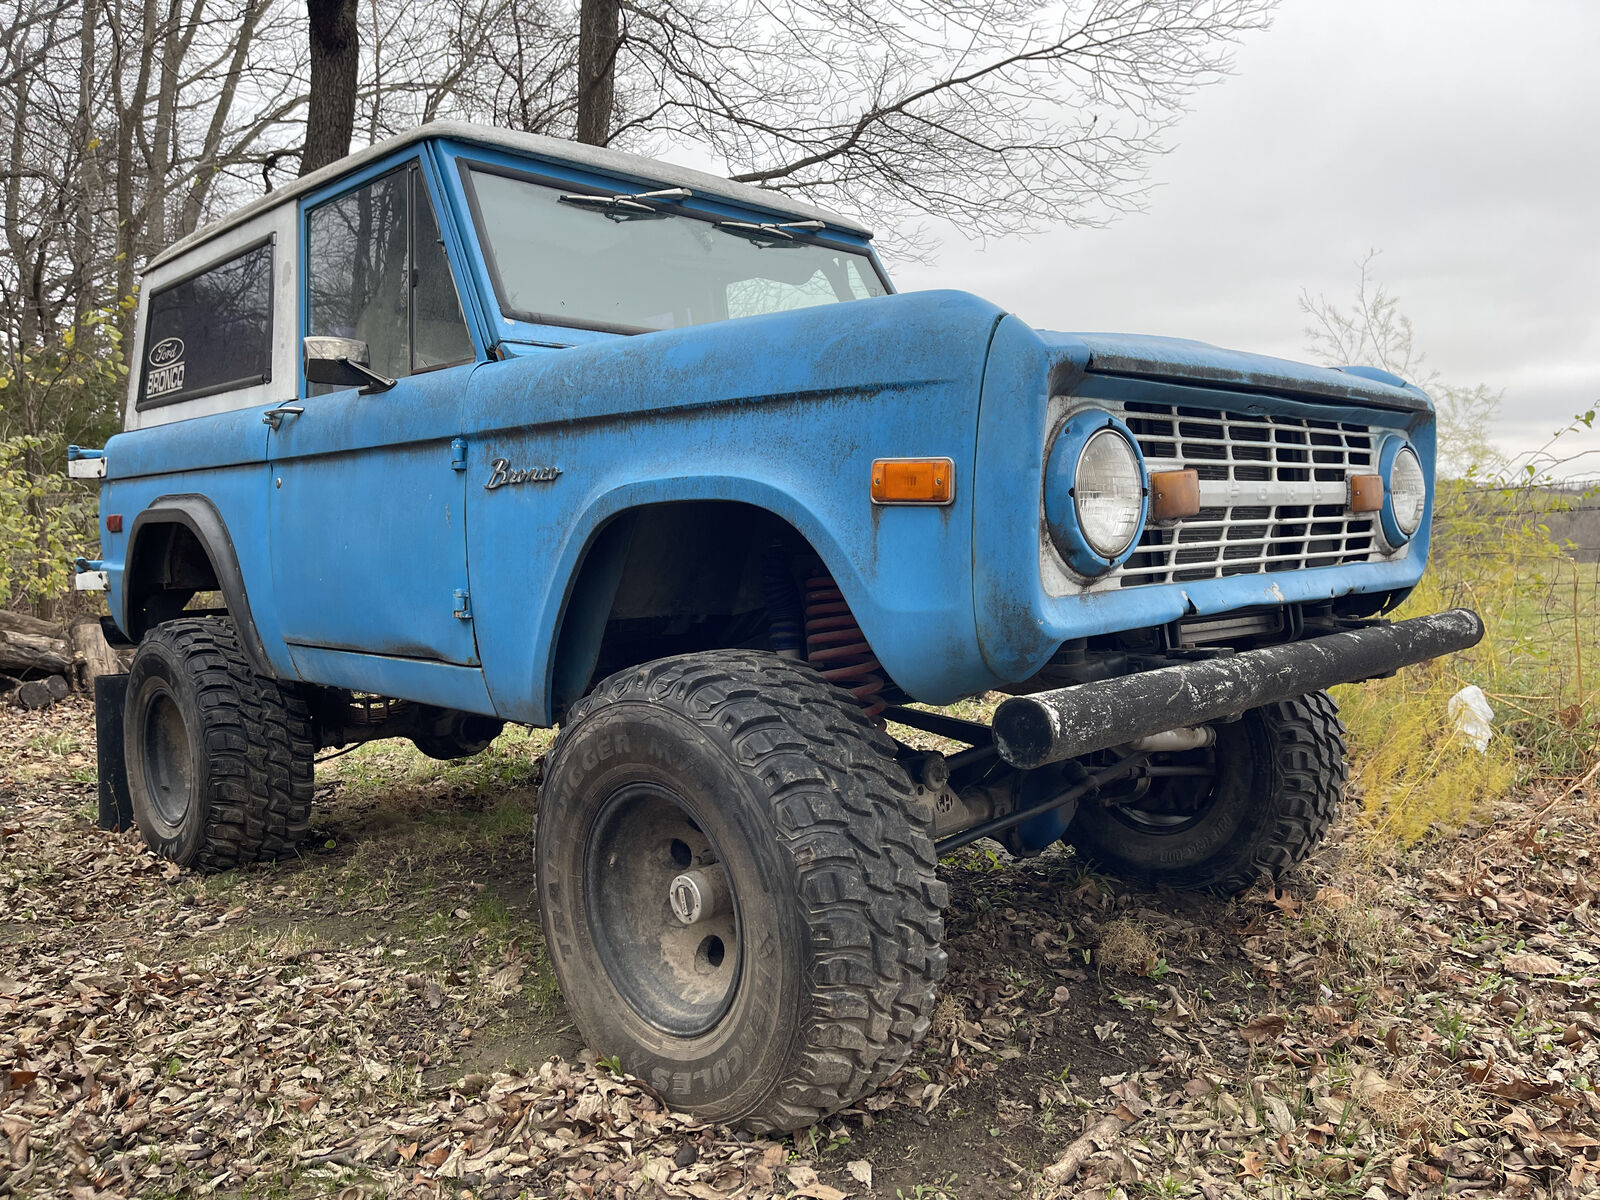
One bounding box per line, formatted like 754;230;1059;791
1503;951;1565;977
7;698;1600;1199
1238;1013;1287;1046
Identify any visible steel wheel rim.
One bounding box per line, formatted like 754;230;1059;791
583;782;743;1038
140;688;195;828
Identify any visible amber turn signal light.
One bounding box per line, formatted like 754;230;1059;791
1348;474;1384;513
1148;469;1200;521
870;458;954;505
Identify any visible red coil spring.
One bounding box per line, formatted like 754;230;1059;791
803;572;887;720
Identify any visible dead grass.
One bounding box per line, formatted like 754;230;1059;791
1094;918;1159;975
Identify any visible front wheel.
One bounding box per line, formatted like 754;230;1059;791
1063;691;1346;894
536;651;946;1131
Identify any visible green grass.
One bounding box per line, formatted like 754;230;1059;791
321;724;552;799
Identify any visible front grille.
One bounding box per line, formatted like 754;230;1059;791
1113;401;1381;587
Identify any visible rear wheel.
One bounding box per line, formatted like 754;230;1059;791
536;650;946;1131
124;617;313;871
1063;691;1346;894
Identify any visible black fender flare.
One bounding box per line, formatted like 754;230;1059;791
124;495;277;678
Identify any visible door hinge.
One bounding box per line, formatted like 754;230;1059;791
453;588;472;620
450;438;468;471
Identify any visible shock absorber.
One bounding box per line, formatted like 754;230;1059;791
803;569;888;720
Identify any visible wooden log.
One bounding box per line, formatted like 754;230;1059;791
69;617;122;690
1040;1113;1133;1186
13;675;69;710
6;629;69;655
0;609;63;639
0;630;72;677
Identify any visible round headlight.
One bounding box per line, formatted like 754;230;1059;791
1389;445;1426;537
1074;428;1145;559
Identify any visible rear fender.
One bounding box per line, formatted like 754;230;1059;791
123;495;275;676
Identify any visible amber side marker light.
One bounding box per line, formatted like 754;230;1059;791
871;458;955;505
1349;474;1385;513
1148;469;1200;521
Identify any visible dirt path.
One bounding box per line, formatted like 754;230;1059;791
4;699;1599;1199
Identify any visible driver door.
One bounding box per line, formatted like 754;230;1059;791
268;159;482;667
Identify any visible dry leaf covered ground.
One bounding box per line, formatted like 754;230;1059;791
4;698;1600;1200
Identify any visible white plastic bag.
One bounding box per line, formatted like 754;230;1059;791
1448;684;1494;753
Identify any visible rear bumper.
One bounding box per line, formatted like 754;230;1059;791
992;608;1485;768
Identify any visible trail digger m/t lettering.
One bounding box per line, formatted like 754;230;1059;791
72;121;1481;1133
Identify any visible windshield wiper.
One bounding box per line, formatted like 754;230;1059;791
557;186;691;219
713;218;826;245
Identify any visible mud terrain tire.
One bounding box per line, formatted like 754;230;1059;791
537;650;946;1131
1063;690;1346;894
124;617;314;871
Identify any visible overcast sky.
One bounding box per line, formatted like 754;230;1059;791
888;0;1600;474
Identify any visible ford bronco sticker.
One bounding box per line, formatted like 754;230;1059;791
145;337;186;399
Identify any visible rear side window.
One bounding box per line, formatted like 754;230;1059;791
139;240;273;408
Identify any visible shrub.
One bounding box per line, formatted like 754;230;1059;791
0;436;99;613
1338;475;1599;841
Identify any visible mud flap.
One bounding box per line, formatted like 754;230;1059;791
95;673;133;831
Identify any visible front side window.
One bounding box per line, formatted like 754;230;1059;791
464;165;888;334
306;164;474;388
139;240;273;408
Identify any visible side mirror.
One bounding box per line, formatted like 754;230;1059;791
303;336;396;394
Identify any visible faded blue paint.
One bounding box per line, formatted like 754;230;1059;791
462;290;1000;723
94;130;1437;727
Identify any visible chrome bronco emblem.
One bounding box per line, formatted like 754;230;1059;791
485;458;562;489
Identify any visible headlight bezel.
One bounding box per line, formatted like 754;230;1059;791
1378;435;1427;548
1044;409;1148;577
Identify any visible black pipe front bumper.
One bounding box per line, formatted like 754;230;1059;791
992;608;1485;769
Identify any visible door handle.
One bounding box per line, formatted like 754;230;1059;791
263;402;305;430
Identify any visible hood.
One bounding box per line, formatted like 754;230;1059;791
1037;329;1432;414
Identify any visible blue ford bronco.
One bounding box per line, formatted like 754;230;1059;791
71;121;1483;1130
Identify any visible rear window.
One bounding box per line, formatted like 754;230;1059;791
139;240;274;408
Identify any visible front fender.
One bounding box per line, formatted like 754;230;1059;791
461;290;1011;725
533;477;994;723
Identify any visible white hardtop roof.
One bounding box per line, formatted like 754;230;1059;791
146;121;873;274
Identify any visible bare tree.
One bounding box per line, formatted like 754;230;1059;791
2;0;302;422
296;0;1275;242
550;0;1277;239
1300;253;1505;481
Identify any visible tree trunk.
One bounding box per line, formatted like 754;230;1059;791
302;0;360;176
69;618;123;689
575;0;620;146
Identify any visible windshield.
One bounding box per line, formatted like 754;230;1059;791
465;166;888;334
